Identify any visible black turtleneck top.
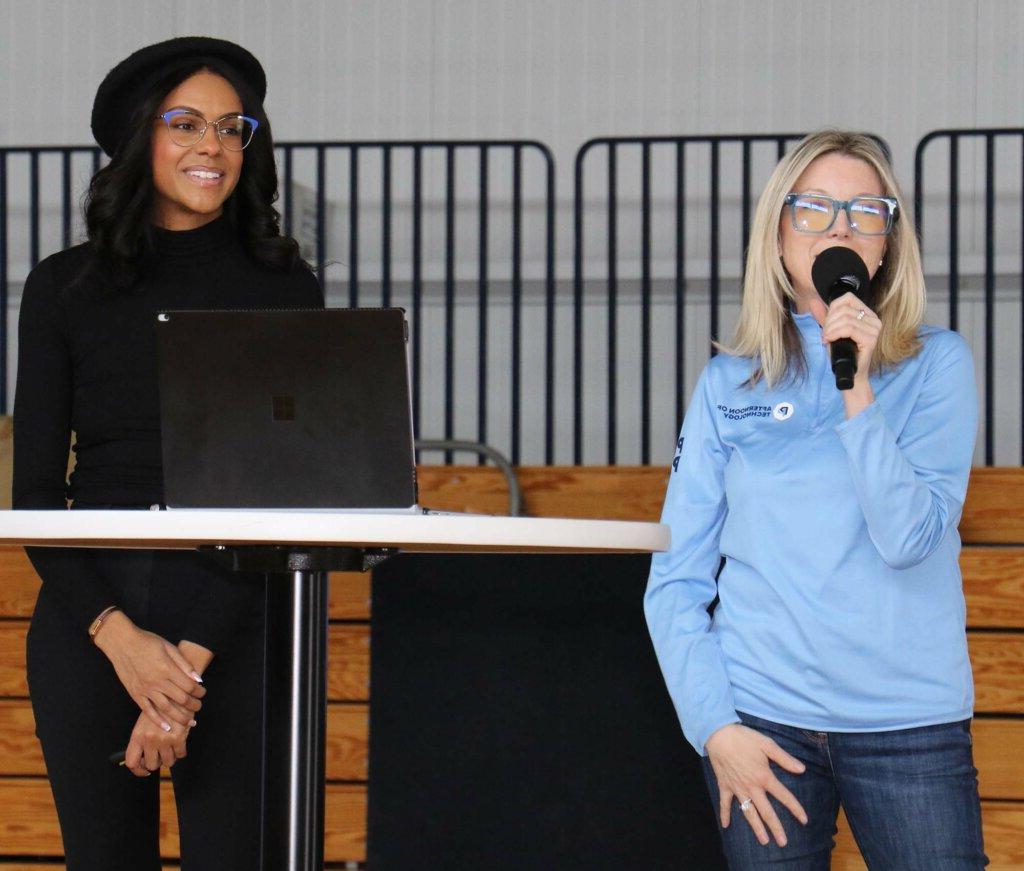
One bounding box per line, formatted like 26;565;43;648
12;216;323;648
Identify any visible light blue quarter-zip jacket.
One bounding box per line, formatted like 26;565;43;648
645;311;979;756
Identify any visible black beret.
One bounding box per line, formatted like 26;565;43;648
91;36;267;157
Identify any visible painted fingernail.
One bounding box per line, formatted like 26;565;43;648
190;719;197;727
191;672;204;683
161;722;171;733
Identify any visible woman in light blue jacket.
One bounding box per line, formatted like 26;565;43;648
646;130;985;869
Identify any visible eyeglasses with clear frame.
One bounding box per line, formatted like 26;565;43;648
156;108;260;151
784;192;899;236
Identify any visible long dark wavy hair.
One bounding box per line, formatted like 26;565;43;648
82;58;302;291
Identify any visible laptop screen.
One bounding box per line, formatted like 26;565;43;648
156;308;417;509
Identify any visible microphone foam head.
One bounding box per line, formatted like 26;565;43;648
811;246;871;303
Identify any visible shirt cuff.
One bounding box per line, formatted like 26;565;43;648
834;398;884;439
693;713;743;757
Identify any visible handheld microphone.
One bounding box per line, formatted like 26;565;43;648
810;246;871;391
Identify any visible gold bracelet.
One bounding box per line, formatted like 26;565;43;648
88;605;120;643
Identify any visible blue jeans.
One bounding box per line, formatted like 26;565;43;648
701;711;987;870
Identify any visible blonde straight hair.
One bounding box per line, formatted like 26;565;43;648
722;130;926;387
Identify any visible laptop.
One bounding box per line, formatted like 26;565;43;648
155;308;419;510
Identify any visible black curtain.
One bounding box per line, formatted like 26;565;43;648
367;553;726;870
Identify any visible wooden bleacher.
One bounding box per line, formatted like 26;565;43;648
0;459;1020;868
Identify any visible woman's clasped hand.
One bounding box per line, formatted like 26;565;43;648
704;723;809;848
93;611;205;733
124;709;191;777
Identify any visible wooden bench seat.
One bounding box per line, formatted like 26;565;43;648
0;464;1020;868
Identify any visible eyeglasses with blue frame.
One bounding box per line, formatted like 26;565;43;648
156;108;260;151
784;192;899;236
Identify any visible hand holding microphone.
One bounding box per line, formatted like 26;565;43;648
810;246;881;391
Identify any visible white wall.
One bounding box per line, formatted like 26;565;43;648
4;1;1022;170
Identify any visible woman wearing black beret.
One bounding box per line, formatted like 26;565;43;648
13;37;321;870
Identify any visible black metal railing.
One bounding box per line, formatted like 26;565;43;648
2;130;1019;466
914;128;1024;465
572;134;809;464
273;140;556;465
0;140;557;466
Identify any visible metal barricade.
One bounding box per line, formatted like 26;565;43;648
0;141;557;469
914;127;1024;464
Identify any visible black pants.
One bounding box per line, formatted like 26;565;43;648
26;549;266;871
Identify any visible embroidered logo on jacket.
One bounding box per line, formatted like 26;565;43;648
716;402;796;422
717;404;771;420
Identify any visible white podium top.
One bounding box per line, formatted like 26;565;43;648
0;510;669;554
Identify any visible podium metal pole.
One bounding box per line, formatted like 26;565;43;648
262;567;328;871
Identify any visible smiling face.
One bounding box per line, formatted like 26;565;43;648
151;70;244;231
780;152;889;313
